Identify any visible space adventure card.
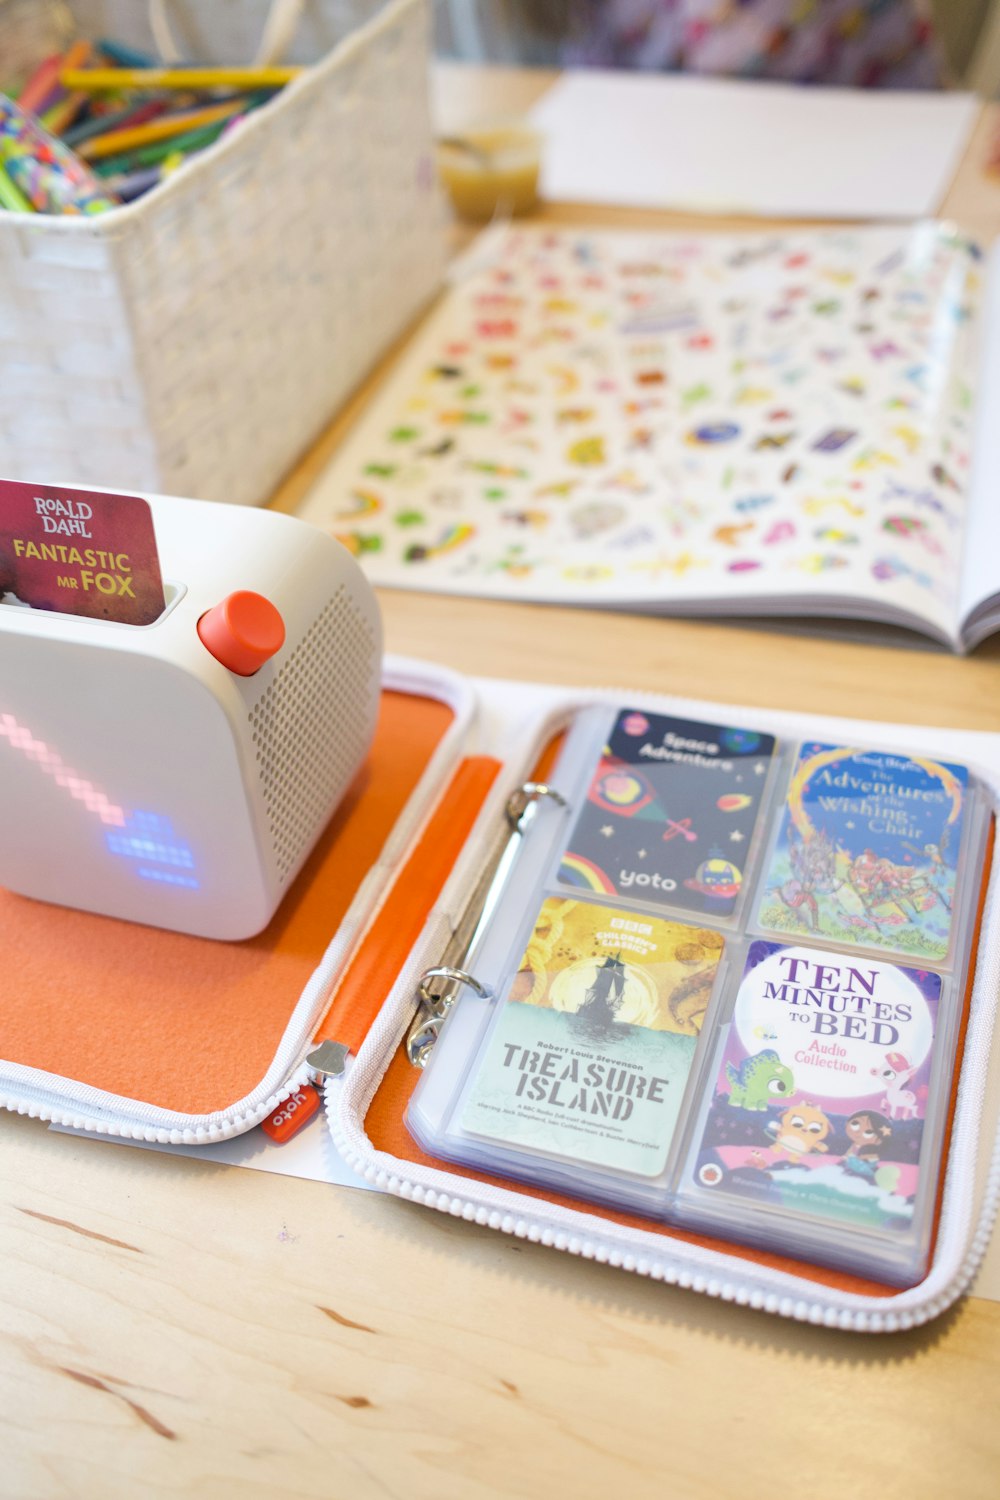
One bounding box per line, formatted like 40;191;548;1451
756;742;968;963
460;896;725;1180
556;708;777;920
685;940;943;1244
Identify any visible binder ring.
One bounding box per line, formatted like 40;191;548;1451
418;966;491;1005
406;782;564;1069
506;781;568;829
406;1014;443;1068
408;967;493;1068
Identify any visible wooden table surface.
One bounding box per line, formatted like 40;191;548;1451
5;66;1000;1500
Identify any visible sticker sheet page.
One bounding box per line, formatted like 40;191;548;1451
298;224;985;646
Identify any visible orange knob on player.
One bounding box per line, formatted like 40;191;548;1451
197;590;285;676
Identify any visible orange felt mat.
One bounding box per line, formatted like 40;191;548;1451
0;689;454;1115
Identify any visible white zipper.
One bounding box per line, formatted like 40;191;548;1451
330;1116;1000;1332
325;876;1000;1332
325;684;1000;1332
6;676;998;1329
0;1058;319;1143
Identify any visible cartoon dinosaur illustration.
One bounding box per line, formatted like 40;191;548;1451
725;1049;794;1111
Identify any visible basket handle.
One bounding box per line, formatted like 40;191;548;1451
147;0;306;65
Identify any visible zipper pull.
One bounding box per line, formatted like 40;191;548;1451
261;1082;321;1143
261;1043;350;1144
306;1039;350;1078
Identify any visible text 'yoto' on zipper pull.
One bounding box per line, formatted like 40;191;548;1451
261;1084;321;1143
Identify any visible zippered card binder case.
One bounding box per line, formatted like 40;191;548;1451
3;656;1000;1334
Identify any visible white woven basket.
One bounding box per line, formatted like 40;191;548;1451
0;0;447;506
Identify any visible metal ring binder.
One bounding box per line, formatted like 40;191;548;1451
405;779;569;1068
419;965;491;1002
407;966;492;1069
506;781;567;829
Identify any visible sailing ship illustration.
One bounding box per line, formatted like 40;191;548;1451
578;952;628;1026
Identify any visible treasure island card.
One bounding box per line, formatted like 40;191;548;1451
557;709;776;920
460;897;725;1179
756;743;968;962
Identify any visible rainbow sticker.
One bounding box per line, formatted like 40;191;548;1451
334;488;383;520
557;851;618;894
404;524;475;563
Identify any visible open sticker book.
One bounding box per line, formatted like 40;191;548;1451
298;222;1000;651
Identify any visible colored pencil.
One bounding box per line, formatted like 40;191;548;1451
101;164;163;202
16;53;63;114
91;121;230;176
38;41;96;136
61;65;303;93
63;96;175;147
96;38;159;69
78;96;249;158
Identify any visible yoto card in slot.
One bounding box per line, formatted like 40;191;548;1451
756;743;968;963
556;708;776;918
0;478;165;626
683;940;945;1265
460;896;725;1179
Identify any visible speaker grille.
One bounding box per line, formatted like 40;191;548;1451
248;586;377;883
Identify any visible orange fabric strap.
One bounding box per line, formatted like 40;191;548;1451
314;756;502;1055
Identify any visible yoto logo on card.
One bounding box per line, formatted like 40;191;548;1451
618;868;678;894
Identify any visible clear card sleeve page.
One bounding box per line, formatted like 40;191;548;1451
406;701;992;1285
